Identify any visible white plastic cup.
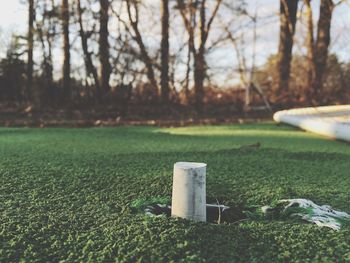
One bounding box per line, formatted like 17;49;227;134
171;162;207;222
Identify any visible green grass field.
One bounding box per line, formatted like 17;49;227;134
1;123;350;262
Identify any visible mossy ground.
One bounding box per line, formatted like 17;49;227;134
1;123;350;262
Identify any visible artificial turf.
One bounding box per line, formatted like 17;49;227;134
1;123;350;262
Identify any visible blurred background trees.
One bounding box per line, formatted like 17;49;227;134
0;0;349;117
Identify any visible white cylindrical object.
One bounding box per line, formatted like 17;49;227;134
171;162;207;222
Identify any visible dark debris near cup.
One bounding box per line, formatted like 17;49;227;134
130;197;232;224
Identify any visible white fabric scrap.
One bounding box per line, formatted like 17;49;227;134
263;199;350;231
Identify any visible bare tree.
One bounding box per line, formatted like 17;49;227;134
126;0;159;98
77;0;100;98
303;0;346;103
177;0;223;111
36;0;59;105
176;0;196;102
99;0;111;95
304;0;315;101
311;0;334;101
161;0;170;103
61;0;71;101
27;0;35;103
276;0;299;98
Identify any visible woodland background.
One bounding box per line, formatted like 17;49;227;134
0;0;349;124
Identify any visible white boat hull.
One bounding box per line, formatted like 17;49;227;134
273;105;350;142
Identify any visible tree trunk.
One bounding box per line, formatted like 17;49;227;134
62;0;70;102
193;53;205;111
312;0;334;102
27;0;34;103
99;0;111;96
184;42;191;102
160;0;170;103
194;0;207;112
77;0;100;98
47;0;56;104
176;0;196;104
304;0;315;101
276;0;299;96
37;20;52;107
193;0;222;112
